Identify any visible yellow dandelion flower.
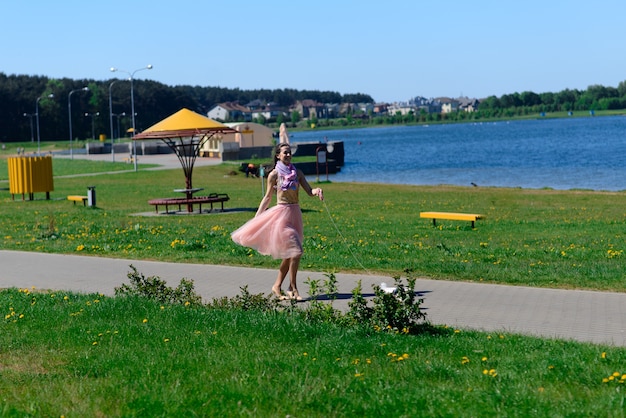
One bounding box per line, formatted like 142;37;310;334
481;357;488;362
184;301;190;307
614;372;621;377
461;356;470;365
92;341;98;346
142;318;148;323
164;338;170;343
601;352;607;359
483;369;489;375
603;378;609;383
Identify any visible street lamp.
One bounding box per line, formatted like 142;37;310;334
113;112;126;141
84;112;100;140
108;79;128;162
23;113;35;143
110;64;153;171
35;94;54;154
68;87;89;159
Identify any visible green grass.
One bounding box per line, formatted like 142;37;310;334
2;288;626;417
1;158;624;291
1;150;626;415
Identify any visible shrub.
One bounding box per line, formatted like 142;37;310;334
114;265;202;306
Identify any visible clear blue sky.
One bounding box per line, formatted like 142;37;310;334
3;0;625;103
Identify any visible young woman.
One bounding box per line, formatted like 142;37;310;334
231;143;323;300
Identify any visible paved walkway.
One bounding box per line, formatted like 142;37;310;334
1;250;625;347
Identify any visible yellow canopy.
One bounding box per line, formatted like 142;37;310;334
134;108;236;139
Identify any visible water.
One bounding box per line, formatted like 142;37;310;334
292;117;626;191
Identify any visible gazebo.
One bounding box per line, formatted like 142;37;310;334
134;108;237;213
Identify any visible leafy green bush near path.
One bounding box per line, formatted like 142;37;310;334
2;286;626;416
1;159;624;291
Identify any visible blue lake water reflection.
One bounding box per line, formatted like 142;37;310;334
292;117;626;191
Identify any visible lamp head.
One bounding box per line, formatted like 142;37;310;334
110;67;117;72
83;87;89;91
146;64;153;70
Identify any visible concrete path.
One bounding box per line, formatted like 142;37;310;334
1;250;625;347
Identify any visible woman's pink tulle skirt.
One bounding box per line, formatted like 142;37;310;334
231;204;303;259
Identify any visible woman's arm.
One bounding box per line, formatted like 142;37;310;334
298;169;323;200
255;171;276;216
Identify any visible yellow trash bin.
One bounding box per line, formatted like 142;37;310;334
8;155;54;200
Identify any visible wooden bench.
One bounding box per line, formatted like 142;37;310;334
148;193;230;213
67;195;88;206
420;211;484;228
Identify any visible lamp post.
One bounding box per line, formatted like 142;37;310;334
68;87;89;159
84;112;100;140
108;79;128;162
110;64;153;172
113;112;126;141
35;94;54;154
23;113;35;143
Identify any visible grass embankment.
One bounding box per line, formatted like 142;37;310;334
0;151;625;416
2;288;626;416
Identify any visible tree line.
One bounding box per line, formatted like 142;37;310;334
0;72;373;143
2;72;626;142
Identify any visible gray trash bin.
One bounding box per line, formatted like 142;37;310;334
87;186;96;207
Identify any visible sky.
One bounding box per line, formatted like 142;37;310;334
2;0;626;103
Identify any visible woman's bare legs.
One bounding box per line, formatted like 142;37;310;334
272;256;302;300
272;258;291;298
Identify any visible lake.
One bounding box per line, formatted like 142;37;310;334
291;116;626;191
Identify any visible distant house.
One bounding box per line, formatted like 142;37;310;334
387;102;415;116
438;97;460;113
199;122;274;159
459;97;480;112
292;99;327;119
373;103;389;115
207;102;251;122
249;102;285;121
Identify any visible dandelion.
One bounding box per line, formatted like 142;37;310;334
601;352;607;359
461;356;470;365
164;338;170;343
481;357;488;362
184;301;190;307
142;318;148;323
92;341;98;346
76;244;85;252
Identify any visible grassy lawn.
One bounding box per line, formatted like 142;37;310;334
2;288;626;417
0;152;625;416
1;157;623;291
